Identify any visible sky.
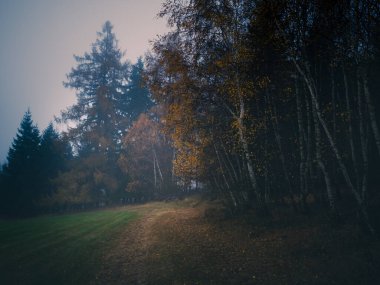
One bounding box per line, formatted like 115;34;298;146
0;0;169;163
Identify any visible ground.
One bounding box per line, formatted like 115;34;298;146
0;209;136;284
1;196;378;284
94;197;380;285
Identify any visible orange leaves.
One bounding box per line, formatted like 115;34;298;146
171;128;212;183
124;114;160;149
257;76;271;89
120;110;173;193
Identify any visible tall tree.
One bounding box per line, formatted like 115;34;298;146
119;109;174;199
39;123;71;197
55;22;154;207
147;0;267;211
146;0;380;232
2;110;41;214
124;57;153;121
59;21;130;156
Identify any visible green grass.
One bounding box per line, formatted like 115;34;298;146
0;208;137;285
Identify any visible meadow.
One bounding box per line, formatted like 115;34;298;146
1;199;379;285
0;209;136;284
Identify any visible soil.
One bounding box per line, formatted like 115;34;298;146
94;197;380;285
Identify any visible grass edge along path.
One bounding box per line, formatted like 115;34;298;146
0;208;137;285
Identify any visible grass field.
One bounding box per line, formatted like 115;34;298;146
2;199;379;285
0;208;137;285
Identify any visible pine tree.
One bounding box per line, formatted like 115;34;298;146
124;57;153;121
60;21;130;156
53;22;155;207
3;110;41;214
39;123;70;196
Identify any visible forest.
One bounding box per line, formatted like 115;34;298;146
1;0;380;232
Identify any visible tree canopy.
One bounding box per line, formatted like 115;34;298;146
145;0;380;231
60;21;131;156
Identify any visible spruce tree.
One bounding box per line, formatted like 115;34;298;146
60;21;131;156
39;123;70;196
3;110;41;214
55;21;141;205
124;57;153;121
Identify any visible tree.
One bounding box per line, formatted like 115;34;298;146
59;21;130;156
47;152;124;211
147;0;266;211
55;21;137;207
119;108;174;199
146;0;380;231
124;57;153;122
268;0;380;233
38;123;71;197
2;110;41;214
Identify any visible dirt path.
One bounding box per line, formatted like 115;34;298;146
94;198;380;285
94;201;206;284
93;199;294;285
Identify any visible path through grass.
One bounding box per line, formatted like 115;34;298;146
0;208;137;285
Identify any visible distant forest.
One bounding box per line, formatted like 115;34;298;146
1;0;380;235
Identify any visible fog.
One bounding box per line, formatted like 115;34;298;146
0;0;168;163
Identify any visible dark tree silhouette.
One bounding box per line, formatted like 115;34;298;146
124;57;153;121
59;21;131;156
38;123;71;197
52;22;155;208
1;110;41;215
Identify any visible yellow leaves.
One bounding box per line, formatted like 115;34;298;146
231;118;241;131
215;60;226;69
124;113;161;149
172;132;211;181
220;76;256;106
257;76;271;89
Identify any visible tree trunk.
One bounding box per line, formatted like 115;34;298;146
331;66;338;192
357;75;369;204
235;154;244;182
311;91;336;213
269;91;297;212
153;148;163;182
264;98;270;204
171;149;176;184
304;88;314;197
237;97;262;206
153;152;157;189
221;96;261;206
343;66;360;191
295;76;309;213
214;143;237;208
294;59;375;234
221;142;239;183
361;68;380;158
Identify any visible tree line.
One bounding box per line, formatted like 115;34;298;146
0;21;174;216
0;112;69;215
144;0;380;234
1;0;380;236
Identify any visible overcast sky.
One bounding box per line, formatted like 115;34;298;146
0;0;169;163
